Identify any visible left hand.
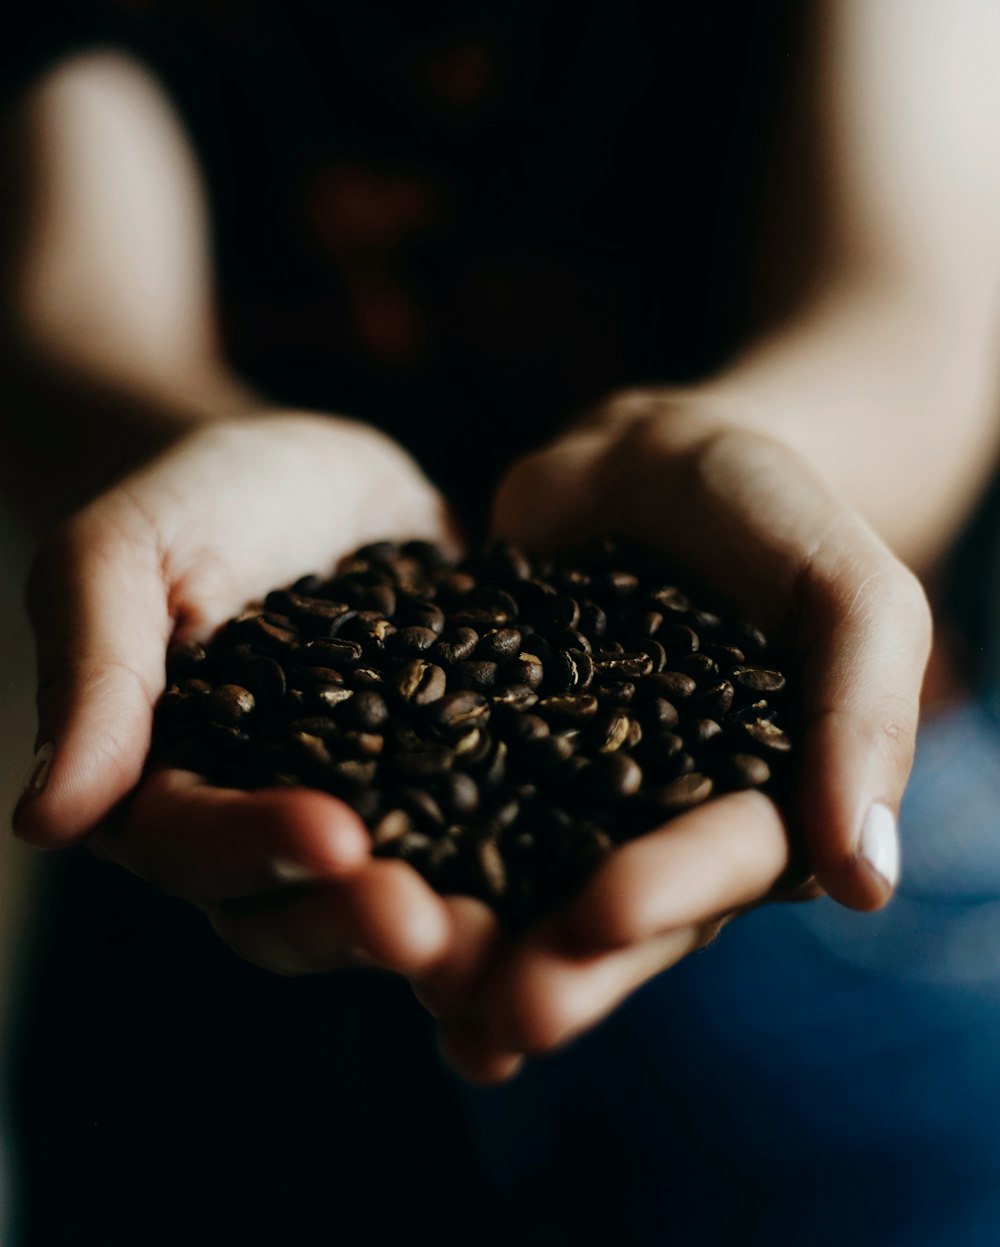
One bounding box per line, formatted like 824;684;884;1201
418;389;931;1082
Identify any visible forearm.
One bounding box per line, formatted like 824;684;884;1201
672;284;1000;575
0;347;258;529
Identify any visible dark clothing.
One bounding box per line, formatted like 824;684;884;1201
5;0;794;527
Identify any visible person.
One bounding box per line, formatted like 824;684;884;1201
4;2;1000;1243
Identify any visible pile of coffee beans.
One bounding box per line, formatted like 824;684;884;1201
154;537;793;924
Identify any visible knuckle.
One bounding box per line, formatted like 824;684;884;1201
499;971;575;1054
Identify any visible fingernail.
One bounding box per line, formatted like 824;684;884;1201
21;742;55;801
858;802;900;889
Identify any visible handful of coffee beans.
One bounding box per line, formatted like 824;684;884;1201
154;537;793;925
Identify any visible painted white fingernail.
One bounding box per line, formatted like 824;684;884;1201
21;743;55;799
859;802;899;889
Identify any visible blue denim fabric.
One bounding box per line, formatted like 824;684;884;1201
460;691;1000;1246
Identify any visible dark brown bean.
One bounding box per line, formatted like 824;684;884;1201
589;752;643;801
206;684;256;727
395;659;447;706
386;626;438;656
477;628;523;662
731;666;787;694
452;660;498;692
429;627;479;666
647;772;713;813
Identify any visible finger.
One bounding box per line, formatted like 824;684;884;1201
436;1019;525;1085
13;503;171;848
410;895;503;1018
477;922;717;1057
554;789;790;951
209;859;452;977
95;768;370;906
795;527;931;910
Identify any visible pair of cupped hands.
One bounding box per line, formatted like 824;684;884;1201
13;393;930;1083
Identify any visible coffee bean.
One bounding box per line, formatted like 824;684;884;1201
595;680;636;706
248;615;300;652
594;653;654;680
477;628;523;662
206;684;256;727
736;718;793;754
350;666;387;690
452;660;498;692
594;711;632;753
396;599;445;635
400;786;446;829
578;601;608;640
504;654;545;690
166;639;207;680
647;772;713;813
702;643;746;666
429;627;479;666
662;623;700;653
491;684;540;712
690;680;735;717
395;659;447;706
349;689;389;731
685;717;722;747
547;648;594;693
672;653;719;679
393;744;455;778
589;752;643;801
632;611;663;639
474;836;508;899
438;771;481;820
370;808;413;848
646;671;697;700
538;694;599;724
533;594;580;632
430;691;491;733
731;666;787;694
386;626;438;656
305;637;364;667
644;697;679;729
314;684;355;711
714;753;771;788
603;570;640;598
482;540;533;583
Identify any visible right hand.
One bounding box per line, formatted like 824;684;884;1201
12;413;502;986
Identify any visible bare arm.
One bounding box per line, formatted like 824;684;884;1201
686;0;1000;574
0;49;253;522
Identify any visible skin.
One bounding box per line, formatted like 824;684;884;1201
7;1;1000;1082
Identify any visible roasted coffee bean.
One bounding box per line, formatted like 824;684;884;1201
649;585;691;614
371;809;413;848
396;599;445;635
537;693;599;724
241;655;288;706
477;627;523;662
435;570;476;601
524;734;576;772
640;641;668;673
178;677;212;698
430;691;491;733
632;611;663;639
339;612;396;648
305;637;364;667
479;738;509;790
429;627;479;666
595;680;636;706
338;730;384;758
603;570;640;598
647;772;714;813
713;753;771;788
206;684;256;727
731;666;787;694
588;752;643;802
685;717;722;747
662;622;700;653
594;711;632;753
314;684;355;711
491;684;539;712
504;653;545;691
248;615;300;652
393;744;455;778
735;718;793;754
395;659;447;706
349;689;389;731
672;653;719;679
482;540;533;583
547;648;594;692
644;696;679;729
386;626;438;656
702;643;746;666
166;639;207;680
454;727;490;764
533;593;580;632
438;771;481;820
452;660;498;692
400;786;446;829
350;666;387;690
474;836;508;899
577;600;608;640
594;652;654;680
690;680;735;717
506;713;551;745
645;671;697;701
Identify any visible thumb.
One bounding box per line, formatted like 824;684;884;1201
12;503;171;847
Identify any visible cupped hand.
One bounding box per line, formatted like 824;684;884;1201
427;390;931;1081
12;412;500;983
